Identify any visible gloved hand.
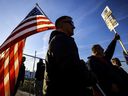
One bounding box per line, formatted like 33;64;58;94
113;33;120;41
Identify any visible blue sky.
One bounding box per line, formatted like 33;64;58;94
0;0;128;72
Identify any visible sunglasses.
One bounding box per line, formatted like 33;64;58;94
63;21;74;26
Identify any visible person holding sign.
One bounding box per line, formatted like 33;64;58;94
87;33;122;96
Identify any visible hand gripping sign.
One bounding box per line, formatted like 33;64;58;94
101;6;128;55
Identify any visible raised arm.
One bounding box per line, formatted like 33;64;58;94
105;33;120;60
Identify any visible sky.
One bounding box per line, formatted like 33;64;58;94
0;0;128;72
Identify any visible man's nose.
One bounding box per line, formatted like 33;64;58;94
72;25;75;29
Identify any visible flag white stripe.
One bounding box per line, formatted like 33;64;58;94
14;58;19;71
0;52;5;58
14;43;19;83
4;73;10;96
1;23;54;49
21;15;46;23
4;57;9;69
12;15;47;33
37;24;55;28
14;58;19;84
14;43;18;72
13;19;51;34
4;73;9;85
0;5;55;96
14;43;18;54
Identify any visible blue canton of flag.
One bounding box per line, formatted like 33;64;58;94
0;5;55;53
25;7;43;18
0;4;55;96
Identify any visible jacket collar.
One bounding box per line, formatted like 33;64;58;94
49;30;66;43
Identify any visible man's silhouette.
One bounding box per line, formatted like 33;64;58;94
13;56;26;96
45;16;97;96
35;59;45;96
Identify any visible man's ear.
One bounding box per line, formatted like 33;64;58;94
61;23;65;28
92;50;97;55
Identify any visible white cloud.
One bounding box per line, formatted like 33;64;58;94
36;31;51;58
73;0;106;25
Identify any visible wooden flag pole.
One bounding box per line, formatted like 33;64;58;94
113;29;128;55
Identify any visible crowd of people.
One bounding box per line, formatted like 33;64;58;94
13;16;128;96
44;16;128;96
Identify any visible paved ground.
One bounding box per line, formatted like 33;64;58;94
16;90;34;96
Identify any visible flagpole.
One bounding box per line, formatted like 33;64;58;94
113;29;128;55
35;3;49;19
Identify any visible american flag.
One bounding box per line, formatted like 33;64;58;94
0;5;55;53
0;5;55;96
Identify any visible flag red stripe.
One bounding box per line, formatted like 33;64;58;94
36;27;55;32
0;25;55;53
1;17;53;48
14;46;19;84
8;21;53;39
0;26;55;53
4;80;10;96
12;16;50;34
4;51;9;79
15;40;25;84
0;58;5;96
4;52;10;96
9;45;15;95
0;6;55;96
4;67;9;79
7;40;25;96
19;16;49;26
20;16;48;25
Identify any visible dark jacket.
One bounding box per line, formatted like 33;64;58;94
112;65;128;95
88;40;123;96
35;61;45;81
18;63;25;81
45;30;97;96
